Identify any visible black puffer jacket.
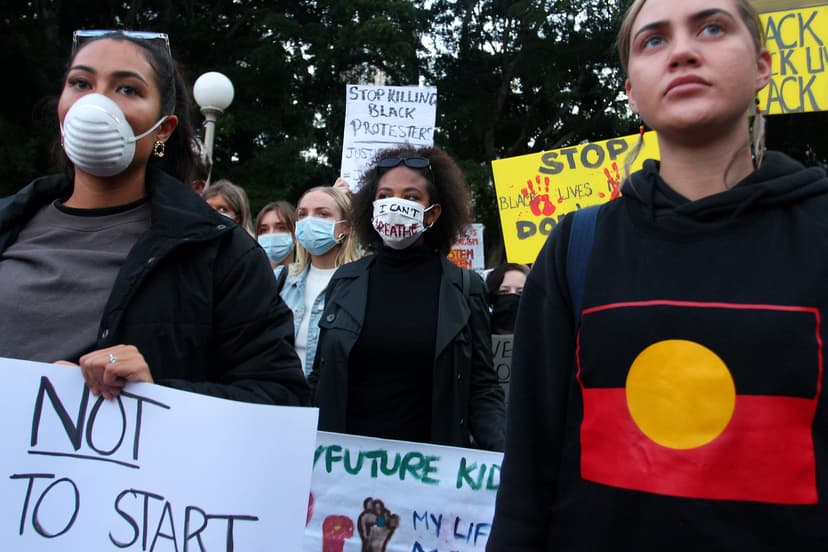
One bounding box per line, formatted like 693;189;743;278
0;169;308;405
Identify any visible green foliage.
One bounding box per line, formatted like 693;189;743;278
3;0;826;265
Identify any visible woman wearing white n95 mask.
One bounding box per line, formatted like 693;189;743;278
0;30;307;407
275;185;360;376
309;146;505;451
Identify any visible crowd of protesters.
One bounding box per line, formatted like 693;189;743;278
5;0;828;546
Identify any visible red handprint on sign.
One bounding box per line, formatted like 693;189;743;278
521;175;557;216
602;162;623;200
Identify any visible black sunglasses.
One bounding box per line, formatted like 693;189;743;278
377;157;431;170
376;156;432;174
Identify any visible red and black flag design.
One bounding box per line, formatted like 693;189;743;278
577;300;821;505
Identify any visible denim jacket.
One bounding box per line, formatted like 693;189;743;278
276;265;327;376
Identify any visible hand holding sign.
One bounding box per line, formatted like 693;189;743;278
57;345;153;400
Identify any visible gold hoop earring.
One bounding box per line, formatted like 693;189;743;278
153;140;166;158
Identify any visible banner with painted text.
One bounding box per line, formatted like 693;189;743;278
305;431;502;552
341;84;437;190
491;132;660;265
759;5;828;114
0;358;319;551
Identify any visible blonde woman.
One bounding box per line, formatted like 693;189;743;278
276;186;359;375
490;0;828;548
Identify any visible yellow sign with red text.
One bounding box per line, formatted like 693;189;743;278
491;132;659;265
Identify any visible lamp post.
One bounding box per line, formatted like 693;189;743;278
193;71;234;188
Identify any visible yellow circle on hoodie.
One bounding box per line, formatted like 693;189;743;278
626;339;736;449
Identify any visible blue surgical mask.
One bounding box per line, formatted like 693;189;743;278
295;217;343;256
257;232;293;264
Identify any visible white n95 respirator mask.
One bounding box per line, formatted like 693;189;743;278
61;93;167;177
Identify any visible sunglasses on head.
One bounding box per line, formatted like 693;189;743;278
72;29;172;59
376;156;432;173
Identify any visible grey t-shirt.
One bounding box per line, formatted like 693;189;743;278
0;199;151;362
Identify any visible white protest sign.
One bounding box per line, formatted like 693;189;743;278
305;431;502;552
448;224;486;272
341;84;437;189
0;358;318;551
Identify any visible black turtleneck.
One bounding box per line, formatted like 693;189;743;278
346;245;442;443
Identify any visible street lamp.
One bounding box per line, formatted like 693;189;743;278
193;71;234;187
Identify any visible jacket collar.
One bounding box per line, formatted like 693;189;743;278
0;169;235;246
143;168;236;241
329;255;471;358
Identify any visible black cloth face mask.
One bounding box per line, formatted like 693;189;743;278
491;293;521;334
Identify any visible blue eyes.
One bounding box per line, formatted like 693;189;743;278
701;23;723;36
639;20;727;51
643;36;665;49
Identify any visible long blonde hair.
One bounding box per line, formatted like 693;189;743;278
291;186;360;275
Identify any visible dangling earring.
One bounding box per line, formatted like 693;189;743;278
751;97;766;169
153;140;166;158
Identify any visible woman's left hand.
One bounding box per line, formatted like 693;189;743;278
59;345;153;400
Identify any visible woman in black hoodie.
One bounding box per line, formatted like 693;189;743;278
489;0;828;549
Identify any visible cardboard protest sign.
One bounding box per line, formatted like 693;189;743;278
759;5;828;114
491;334;513;406
305;431;502;552
0;358;318;551
491;132;659;265
448;224;485;272
341;84;437;189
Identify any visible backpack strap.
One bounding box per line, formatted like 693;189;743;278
462;266;470;302
566;204;602;327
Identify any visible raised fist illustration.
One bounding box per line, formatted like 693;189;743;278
357;497;399;552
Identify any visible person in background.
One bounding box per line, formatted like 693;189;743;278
190;138;211;194
310;146;505;451
489;0;828;548
277;186;360;376
485;263;530;335
203;178;254;235
0;30;307;406
255;200;297;269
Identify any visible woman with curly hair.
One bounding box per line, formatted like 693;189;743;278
309;145;505;450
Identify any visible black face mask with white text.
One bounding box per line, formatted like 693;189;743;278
491;293;521;334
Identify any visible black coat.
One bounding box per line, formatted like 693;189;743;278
309;254;505;450
0;169;308;406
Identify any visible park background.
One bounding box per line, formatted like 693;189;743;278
3;0;826;265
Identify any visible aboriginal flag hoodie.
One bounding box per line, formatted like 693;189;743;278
489;151;828;551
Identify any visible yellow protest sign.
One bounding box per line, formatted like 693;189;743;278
491;132;659;265
759;5;828;114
